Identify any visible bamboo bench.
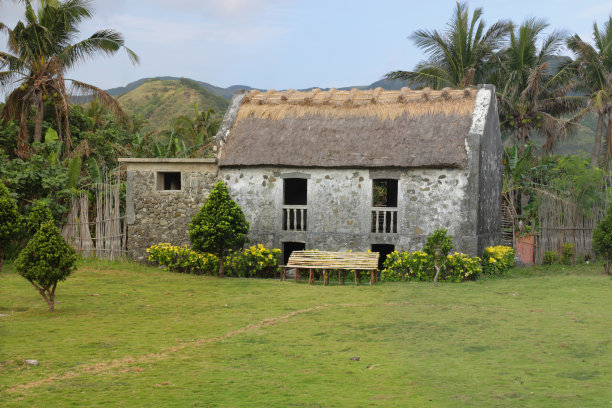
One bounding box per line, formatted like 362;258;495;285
280;250;380;285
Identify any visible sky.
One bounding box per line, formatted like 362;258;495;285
1;0;612;93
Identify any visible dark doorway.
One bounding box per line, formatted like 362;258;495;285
282;241;305;265
371;244;395;270
284;178;307;205
372;179;398;207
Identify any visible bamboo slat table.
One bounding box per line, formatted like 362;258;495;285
281;250;380;285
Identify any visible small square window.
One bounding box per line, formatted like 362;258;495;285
284;178;307;205
372;179;398;207
157;172;181;191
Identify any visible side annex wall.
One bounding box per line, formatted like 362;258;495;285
121;158;218;261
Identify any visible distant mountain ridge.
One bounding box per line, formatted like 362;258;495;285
105;77;412;100
106;77;260;100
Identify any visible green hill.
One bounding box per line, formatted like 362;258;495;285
117;78;230;131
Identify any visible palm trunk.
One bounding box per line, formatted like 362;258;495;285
606;111;612;161
591;113;604;168
34;92;44;144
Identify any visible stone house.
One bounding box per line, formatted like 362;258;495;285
121;85;502;264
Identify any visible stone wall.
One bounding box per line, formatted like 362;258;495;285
221;167;473;256
121;159;218;261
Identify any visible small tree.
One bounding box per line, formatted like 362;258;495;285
593;207;612;275
26;200;54;236
0;181;20;272
14;220;77;311
189;181;249;278
424;228;454;286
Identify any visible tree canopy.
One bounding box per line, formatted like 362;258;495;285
0;0;138;157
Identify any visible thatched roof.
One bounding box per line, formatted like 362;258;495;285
218;87;477;168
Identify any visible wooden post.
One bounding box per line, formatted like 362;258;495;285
281;267;286;281
309;269;314;284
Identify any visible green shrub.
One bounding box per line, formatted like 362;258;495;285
593;206;612;275
561;243;575;265
543;251;558;265
225;245;281;278
147;243;219;275
0;181;21;272
481;245;514;276
381;250;480;283
188;181;249;277
14;220;77;311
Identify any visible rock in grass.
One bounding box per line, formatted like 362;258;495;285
350;356;360;361
25;359;39;366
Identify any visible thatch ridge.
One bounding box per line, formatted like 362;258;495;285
238;88;476;122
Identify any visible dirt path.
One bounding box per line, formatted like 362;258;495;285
2;303;335;394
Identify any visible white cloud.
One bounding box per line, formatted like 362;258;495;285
576;2;612;19
143;0;289;18
110;13;286;47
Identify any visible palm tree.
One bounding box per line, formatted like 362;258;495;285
495;19;582;150
567;17;612;167
0;0;138;157
386;2;509;89
171;104;220;150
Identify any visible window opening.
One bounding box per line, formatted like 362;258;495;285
157;172;181;191
283;178;307;231
372;179;398;233
284;178;307;205
372;179;398;207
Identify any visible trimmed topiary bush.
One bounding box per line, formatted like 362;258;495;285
593;207;612;275
188;181;249;278
424;228;454;286
26;200;54;236
0;181;21;272
14;220;77;311
147;243;219;275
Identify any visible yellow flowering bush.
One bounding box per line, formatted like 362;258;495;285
147;243;219;275
381;250;433;282
224;244;281;278
382;250;481;282
444;252;482;282
481;245;514;276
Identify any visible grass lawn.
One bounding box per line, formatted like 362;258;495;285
1;260;611;407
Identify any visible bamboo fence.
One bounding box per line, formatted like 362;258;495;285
62;171;126;260
534;194;608;264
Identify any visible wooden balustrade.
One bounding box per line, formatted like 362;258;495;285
283;206;308;231
371;208;398;233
